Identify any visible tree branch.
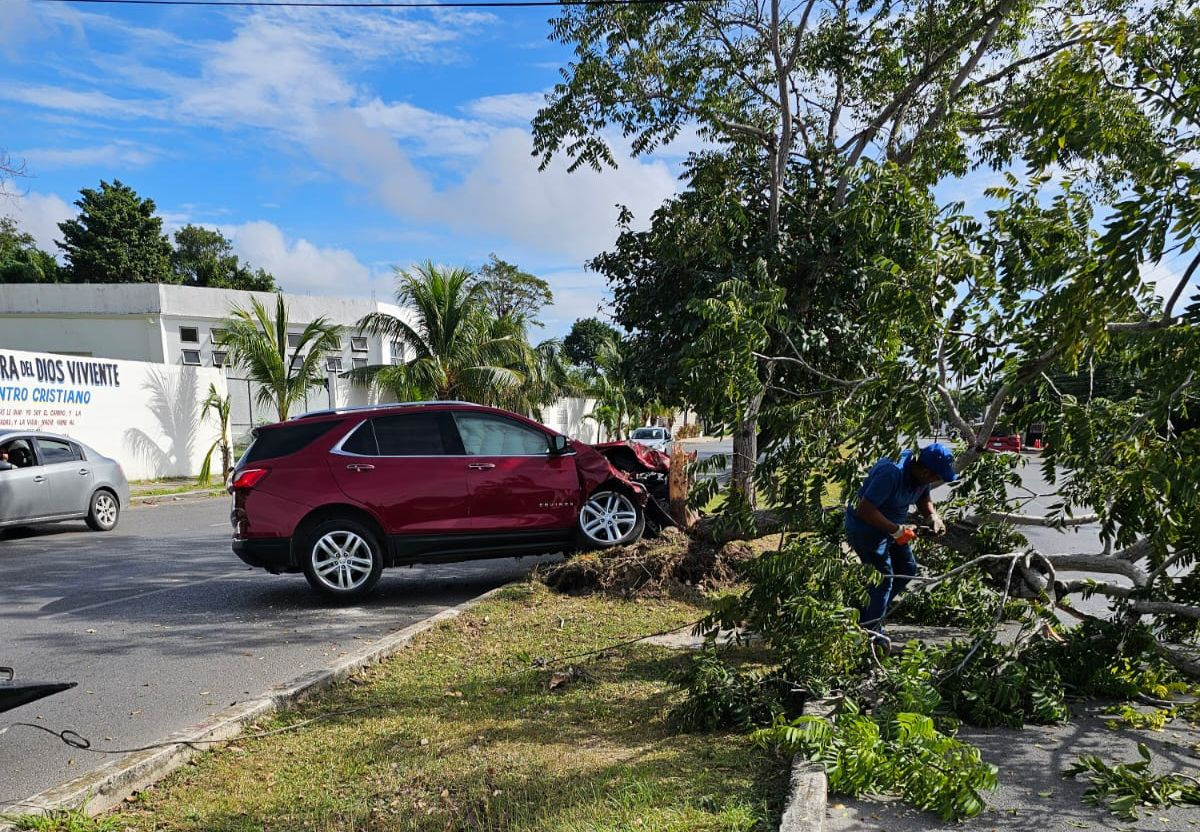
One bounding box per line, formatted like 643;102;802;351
835;0;1019;202
894;8;1004;166
985;511;1099;527
1162;249;1200;322
752;350;878;389
1040;552;1148;587
968;35;1090;89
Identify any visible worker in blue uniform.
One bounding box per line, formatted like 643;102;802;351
845;444;957;645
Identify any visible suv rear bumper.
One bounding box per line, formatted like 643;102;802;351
232;537;294;573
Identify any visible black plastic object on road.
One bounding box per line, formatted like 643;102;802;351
0;667;76;714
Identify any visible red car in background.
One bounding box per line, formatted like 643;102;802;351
229;401;662;599
985;432;1023;453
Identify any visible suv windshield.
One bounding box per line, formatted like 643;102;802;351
631;428;663;440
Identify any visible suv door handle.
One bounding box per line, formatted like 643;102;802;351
467;462;496;470
345;463;375;472
33;475;45;483
79;468;91;476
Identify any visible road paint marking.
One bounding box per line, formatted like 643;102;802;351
42;571;251;619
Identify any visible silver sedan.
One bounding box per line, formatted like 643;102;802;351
0;431;130;531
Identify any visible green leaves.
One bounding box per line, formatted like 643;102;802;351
220;293;342;422
56;179;172;285
754;703;999;821
1065;743;1200;820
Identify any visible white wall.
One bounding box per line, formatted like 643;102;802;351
541;396;601;443
0;347;228;480
0;315;167;362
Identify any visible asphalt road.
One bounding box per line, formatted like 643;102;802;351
0;497;556;809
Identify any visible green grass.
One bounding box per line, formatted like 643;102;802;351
70;582;784;832
4;807;123;831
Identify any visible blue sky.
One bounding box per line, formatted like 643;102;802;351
1;0;701;338
2;1;1191;338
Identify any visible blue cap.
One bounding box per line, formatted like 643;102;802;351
918;443;957;483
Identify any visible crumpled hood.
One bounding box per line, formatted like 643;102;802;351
592;440;671;474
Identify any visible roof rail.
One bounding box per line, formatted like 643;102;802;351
293;400;478;419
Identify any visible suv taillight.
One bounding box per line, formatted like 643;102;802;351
230;468;269;490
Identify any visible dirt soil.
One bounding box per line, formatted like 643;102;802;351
538;528;779;598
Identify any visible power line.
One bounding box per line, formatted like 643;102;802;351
38;0;710;7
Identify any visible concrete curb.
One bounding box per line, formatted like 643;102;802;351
131;489;224;506
779;760;827;832
1;583;516;829
778;698;830;832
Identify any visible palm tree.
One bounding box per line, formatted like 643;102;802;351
218;293;342;422
495;337;581;419
356;262;529;404
583;334;631;440
197;383;232;485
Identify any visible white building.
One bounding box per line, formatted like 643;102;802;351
0;283;411;440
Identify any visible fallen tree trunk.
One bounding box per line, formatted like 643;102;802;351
691;509;784;543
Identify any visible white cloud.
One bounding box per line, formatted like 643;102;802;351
536;268;617;336
225;220;385;297
0;191;75;253
20;142;159;170
434;129;677;260
355;99;495;157
462;92;546;125
0;84;160;120
1142;258;1197;310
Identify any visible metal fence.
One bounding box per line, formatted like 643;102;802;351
227;375;336;448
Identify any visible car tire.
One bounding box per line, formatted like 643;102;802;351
300;517;384;599
576;488;645;550
85;489;120;532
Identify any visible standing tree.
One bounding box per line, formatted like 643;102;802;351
563;317;620;372
197;383;233;486
355;262;528;404
218;294;342;422
57;180;172;284
0;217;61;283
470;254;554;324
0;150;24;196
171;225;277;292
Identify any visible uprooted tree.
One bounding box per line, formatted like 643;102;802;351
538;0;1200;654
537;0;1200;820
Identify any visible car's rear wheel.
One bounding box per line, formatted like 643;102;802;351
301;518;383;599
577;489;644;549
86;489;120;532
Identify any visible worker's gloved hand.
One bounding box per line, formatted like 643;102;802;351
930;512;946;536
890;525;918;545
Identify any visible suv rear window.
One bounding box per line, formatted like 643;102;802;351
242;420;340;464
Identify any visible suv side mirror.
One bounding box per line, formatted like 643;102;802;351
550;434;571;455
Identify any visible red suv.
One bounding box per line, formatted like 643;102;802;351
229;402;649;598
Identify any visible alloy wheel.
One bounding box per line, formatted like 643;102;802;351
580;491;639;544
311;530;375;591
94;493;118;528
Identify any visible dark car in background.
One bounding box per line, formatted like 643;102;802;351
0;430;129;532
230;401;653;598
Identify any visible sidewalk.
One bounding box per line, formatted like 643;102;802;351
823;635;1200;832
128;477;225;503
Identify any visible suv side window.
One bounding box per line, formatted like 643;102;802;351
37;438;82;463
453;413;549;456
340;421;379;456
371;412;451;456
